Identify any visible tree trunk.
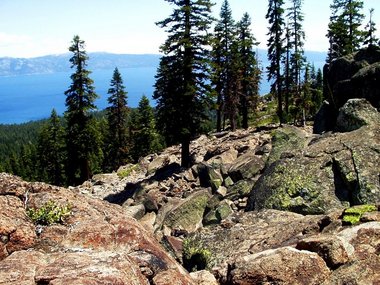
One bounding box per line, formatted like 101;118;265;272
181;138;190;168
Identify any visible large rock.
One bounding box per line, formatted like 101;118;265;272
267;125;309;166
336;98;380;132
247;120;380;214
325;45;380;110
0;173;195;284
319;45;380;133
192;210;329;280
296;235;351;269
162;189;211;233
323;222;380;284
0;196;36;260
228;152;265;182
227;247;330;285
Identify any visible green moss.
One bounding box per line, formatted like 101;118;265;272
264;162;320;213
27;200;71;225
182;238;212;272
117;164;139;178
165;192;210;230
342;204;377;225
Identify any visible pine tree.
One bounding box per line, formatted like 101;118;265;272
327;0;365;62
104;67;129;171
212;0;237;131
36;109;66;186
64;35;102;185
287;0;306;103
154;0;214;167
283;24;292;114
130;95;162;162
237;12;261;129
287;0;306;124
364;8;379;47
267;0;285;123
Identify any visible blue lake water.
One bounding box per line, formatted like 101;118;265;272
0;67;157;124
0;66;275;125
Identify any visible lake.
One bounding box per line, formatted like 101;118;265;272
0;67;157;124
0;66;278;124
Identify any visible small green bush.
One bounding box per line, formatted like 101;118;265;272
27;200;71;225
342;204;377;225
182;238;212;272
117;164;139;178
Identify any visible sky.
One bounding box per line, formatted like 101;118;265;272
0;0;379;58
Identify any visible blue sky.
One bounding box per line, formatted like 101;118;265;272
0;0;379;58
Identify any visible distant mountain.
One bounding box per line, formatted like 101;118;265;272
0;50;327;77
0;53;161;76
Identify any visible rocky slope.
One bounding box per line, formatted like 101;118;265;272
0;174;195;284
1;98;380;284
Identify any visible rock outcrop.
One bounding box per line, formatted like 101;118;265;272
316;45;380;133
247;99;380;214
0;173;194;284
325;45;380;109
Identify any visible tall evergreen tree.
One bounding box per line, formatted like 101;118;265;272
286;0;306;124
36;109;66;186
64;35;102;185
327;0;365;62
130;95;163;162
154;0;214;167
237;12;261;129
364;8;379;46
267;0;285;123
287;0;306;103
104;67;129;171
283;24;292;114
212;0;237;131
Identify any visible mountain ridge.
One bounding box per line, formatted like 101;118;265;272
0;50;327;77
0;53;162;76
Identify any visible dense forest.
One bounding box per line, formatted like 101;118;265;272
0;0;377;186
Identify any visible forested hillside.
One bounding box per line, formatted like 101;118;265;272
0;121;44;176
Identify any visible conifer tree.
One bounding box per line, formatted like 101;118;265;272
327;0;365;62
283;24;292;114
287;0;306;103
37;109;66;186
286;0;306;124
64;35;102;185
104;67;129;171
154;0;214;167
267;0;285;123
237;12;261;129
364;8;379;46
212;0;237;131
130;95;162;162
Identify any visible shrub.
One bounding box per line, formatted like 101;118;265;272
182;238;212;272
27;200;71;225
117;164;140;178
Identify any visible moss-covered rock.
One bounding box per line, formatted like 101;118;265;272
247;108;380;215
228;152;265;182
197;163;223;192
225;180;254;201
203;200;233;226
267;125;308;166
336;98;380;132
342;204;377;225
163;190;211;233
247;158;341;215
